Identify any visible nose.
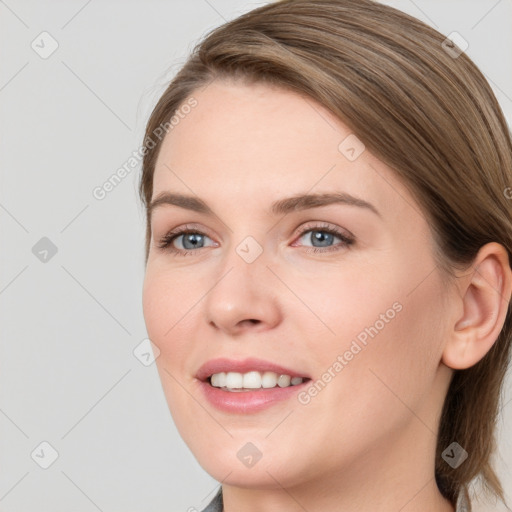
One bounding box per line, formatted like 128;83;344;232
203;242;283;335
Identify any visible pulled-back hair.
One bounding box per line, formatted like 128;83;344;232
139;1;512;508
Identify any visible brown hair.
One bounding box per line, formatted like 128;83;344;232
138;0;512;508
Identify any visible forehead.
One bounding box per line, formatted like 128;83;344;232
151;80;407;218
156;80;345;173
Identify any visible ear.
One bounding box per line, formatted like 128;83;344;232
442;242;512;370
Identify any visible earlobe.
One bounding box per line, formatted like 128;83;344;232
442;242;512;370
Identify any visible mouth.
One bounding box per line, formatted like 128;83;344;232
205;371;312;392
196;357;312;392
197;365;313;413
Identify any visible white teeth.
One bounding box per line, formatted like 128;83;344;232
209;371;306;390
210;372;225;387
225;372;243;389
243;371;263;389
277;374;291;387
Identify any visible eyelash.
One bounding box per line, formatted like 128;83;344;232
156;222;355;257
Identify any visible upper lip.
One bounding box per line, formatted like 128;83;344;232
195;357;311;382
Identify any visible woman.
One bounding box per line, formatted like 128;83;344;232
138;0;512;510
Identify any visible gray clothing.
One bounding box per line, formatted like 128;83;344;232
201;487;223;512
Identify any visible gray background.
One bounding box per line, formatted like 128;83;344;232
0;1;511;510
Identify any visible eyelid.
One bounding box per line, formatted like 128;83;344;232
156;221;350;243
291;220;354;241
154;222;216;242
155;223;218;251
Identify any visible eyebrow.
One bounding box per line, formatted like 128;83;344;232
148;191;381;219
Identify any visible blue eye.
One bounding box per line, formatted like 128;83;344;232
157;222;354;256
295;226;354;253
157;227;215;256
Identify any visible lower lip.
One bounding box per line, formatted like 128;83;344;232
198;379;311;413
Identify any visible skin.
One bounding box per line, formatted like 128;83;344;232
142;79;512;512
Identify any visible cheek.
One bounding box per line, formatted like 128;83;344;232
336;270;446;415
307;254;446;413
289;261;396;349
142;271;193;412
142;272;167;340
142;266;204;389
142;266;195;339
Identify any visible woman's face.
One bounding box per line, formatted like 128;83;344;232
142;79;454;490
